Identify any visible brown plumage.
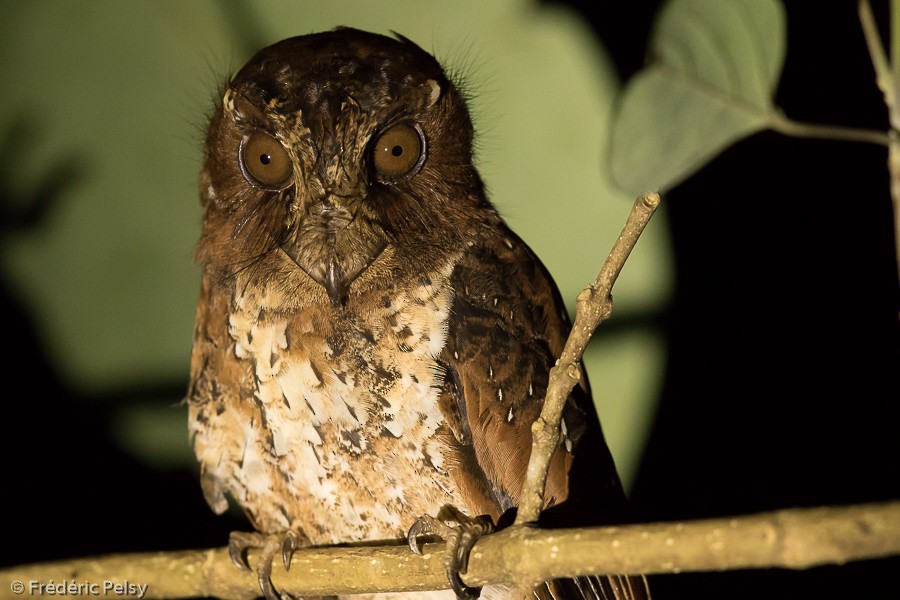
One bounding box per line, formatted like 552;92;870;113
187;27;649;600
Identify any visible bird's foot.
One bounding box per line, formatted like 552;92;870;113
407;506;495;600
228;529;307;600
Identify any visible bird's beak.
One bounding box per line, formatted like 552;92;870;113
322;259;349;307
280;200;387;307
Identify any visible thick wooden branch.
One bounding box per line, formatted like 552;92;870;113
2;502;898;599
515;191;661;525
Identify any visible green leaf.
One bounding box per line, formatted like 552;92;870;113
610;0;786;195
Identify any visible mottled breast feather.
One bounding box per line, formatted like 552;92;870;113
189;256;465;543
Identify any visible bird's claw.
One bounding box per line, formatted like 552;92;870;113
406;508;494;600
228;530;259;571
227;530;305;600
406;515;436;556
282;531;300;572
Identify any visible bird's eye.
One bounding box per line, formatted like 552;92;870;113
240;131;293;190
372;122;425;182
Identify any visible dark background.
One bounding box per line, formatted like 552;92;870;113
2;2;898;599
555;1;900;598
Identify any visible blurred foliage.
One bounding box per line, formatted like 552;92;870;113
610;0;786;195
0;0;672;487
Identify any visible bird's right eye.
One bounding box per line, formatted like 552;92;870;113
240;131;293;190
371;122;426;183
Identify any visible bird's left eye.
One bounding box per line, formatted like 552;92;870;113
371;122;426;182
240;131;293;190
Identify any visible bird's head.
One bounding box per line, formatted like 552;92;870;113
197;28;488;307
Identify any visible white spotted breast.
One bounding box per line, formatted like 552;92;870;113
189;258;462;545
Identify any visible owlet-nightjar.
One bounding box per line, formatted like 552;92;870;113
187;27;649;600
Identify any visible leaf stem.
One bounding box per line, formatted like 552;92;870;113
768;112;890;146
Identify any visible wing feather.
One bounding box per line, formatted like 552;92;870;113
437;222;651;599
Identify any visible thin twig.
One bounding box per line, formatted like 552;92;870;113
892;0;900;123
514;191;661;526
859;0;895;117
858;0;900;307
1;502;898;599
888;0;900;301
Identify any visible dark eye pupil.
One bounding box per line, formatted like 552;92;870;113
372;123;424;181
241;131;293;189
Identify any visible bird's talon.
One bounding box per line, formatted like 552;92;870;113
257;571;278;600
229;546;251;571
448;569;481;600
407;514;440;554
227;531;257;571
407;509;493;600
227;530;304;600
281;531;300;571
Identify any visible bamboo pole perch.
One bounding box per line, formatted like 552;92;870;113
2;501;898;599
